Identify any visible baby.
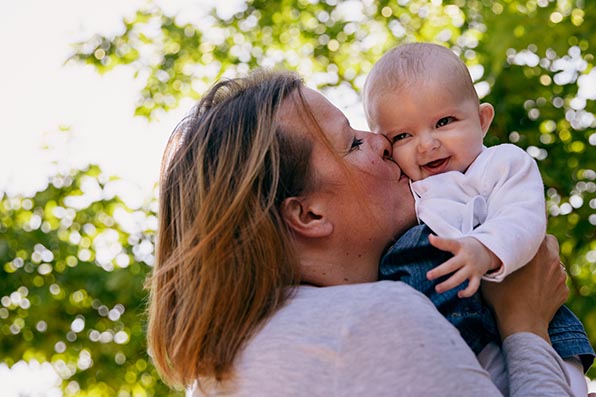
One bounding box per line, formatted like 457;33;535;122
364;42;593;396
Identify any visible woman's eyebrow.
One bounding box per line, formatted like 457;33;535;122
342;118;354;146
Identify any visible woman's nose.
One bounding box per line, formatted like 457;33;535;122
368;132;392;159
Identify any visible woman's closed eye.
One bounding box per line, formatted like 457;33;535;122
436;116;455;128
349;137;364;152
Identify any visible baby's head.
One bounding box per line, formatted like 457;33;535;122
363;43;494;181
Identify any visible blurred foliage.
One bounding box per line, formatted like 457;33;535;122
1;0;595;394
0;167;180;396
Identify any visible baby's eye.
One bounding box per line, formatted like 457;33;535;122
349;137;364;152
392;132;411;143
436;116;455;128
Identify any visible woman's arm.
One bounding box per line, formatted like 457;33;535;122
483;235;573;396
502;333;573;397
482;235;567;343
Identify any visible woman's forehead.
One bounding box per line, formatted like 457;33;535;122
279;88;347;134
302;87;340;117
276;87;356;166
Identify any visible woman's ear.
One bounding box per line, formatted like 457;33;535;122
280;196;333;238
479;103;495;137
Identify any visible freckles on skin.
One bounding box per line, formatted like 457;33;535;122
345;252;364;259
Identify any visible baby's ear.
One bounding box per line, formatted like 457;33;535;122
280;196;333;238
479;103;495;137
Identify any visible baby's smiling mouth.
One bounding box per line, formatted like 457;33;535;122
422;157;450;174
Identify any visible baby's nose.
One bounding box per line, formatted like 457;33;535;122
417;133;439;153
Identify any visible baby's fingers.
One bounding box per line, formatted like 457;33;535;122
427;257;462;281
457;277;481;298
428;234;461;255
435;269;469;294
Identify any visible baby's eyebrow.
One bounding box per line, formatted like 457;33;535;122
386;130;403;138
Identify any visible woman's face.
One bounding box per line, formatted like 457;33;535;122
280;88;416;255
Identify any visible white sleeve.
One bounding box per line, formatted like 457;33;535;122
470;145;546;280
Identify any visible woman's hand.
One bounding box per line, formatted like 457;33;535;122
481;234;568;343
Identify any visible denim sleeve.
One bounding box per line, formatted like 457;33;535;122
380;225;595;372
550;305;595;372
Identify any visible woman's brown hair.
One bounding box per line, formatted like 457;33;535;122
147;70;312;387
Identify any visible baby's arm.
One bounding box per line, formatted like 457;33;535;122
414;144;546;290
468;144;546;281
427;234;501;297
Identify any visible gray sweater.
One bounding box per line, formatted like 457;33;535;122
190;281;572;396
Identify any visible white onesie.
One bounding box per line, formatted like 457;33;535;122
411;143;546;281
412;143;588;396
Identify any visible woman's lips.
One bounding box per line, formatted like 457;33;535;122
422;157;450;175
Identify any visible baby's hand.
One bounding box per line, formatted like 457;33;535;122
427;235;501;298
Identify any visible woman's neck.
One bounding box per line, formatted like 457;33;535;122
296;242;380;286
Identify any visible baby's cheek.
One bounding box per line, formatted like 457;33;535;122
392;146;413;178
391;146;405;166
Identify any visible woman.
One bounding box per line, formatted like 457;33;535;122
147;70;573;396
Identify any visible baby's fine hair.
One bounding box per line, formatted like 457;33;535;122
364;43;479;120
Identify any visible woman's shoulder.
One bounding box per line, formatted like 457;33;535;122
297;281;429;305
214;281;489;397
291;281;440;326
285;282;491;395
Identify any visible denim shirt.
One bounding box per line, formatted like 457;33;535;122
380;224;595;373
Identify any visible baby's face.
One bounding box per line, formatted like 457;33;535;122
367;80;493;181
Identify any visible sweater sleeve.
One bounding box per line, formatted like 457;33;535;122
503;332;574;396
